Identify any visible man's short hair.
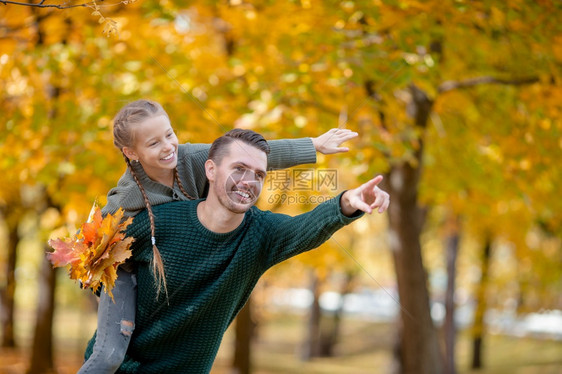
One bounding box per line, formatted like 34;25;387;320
208;129;271;165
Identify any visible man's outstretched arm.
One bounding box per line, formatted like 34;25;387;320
260;175;389;268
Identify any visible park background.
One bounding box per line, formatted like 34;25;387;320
0;0;561;373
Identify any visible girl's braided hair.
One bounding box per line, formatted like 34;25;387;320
113;99;193;297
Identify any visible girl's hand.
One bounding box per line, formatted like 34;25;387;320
311;128;358;154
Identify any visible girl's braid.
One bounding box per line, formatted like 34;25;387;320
124;155;168;299
173;168;195;200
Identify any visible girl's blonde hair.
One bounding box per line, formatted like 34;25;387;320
113;99;193;297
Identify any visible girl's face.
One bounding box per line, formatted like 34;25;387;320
123;114;179;180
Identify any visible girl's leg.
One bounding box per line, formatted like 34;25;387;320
78;267;137;374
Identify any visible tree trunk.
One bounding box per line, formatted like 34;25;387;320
319;271;355;357
231;297;254;374
1;209;19;348
27;246;57;374
301;270;321;361
387;84;443;374
471;237;492;369
444;213;461;374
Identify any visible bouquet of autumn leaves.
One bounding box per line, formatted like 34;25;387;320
47;205;134;301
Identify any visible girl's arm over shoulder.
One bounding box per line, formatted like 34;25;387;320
265;128;358;169
177;140;315;170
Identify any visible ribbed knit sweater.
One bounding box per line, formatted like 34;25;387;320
102;138;316;216
86;194;361;373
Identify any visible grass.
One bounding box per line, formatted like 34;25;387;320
1;308;561;373
212;312;561;374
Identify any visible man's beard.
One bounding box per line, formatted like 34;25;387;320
215;178;260;214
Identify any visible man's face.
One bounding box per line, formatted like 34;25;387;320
211;140;268;214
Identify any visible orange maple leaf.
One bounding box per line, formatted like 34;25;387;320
47;205;134;301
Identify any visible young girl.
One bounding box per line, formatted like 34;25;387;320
77;99;358;373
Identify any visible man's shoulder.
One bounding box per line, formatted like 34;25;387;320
152;199;201;213
246;206;279;225
248;205;267;216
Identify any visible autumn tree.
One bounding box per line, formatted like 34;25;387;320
1;2;135;371
2;1;561;373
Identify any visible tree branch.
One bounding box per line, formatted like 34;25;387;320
0;0;92;9
438;76;539;93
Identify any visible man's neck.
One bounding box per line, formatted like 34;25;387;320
197;196;245;233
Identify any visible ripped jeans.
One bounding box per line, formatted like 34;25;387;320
78;267;137;374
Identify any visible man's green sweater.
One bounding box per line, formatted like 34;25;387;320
102;139;316;216
86;194;361;373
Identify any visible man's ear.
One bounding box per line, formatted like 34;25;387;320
205;159;216;182
122;147;138;162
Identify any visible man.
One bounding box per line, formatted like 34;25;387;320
84;129;390;373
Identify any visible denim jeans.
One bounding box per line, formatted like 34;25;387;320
78;267;137;374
